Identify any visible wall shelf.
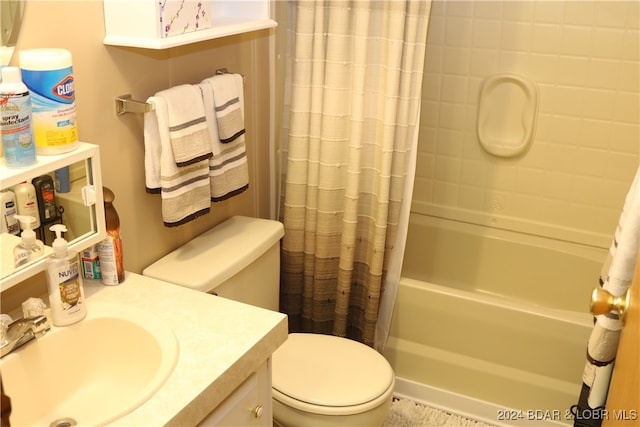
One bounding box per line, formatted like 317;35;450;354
103;1;277;50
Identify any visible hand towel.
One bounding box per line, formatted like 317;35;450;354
208;73;246;144
154;84;212;167
144;95;211;227
200;74;249;201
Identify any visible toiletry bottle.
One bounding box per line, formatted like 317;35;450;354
55;166;70;193
13;181;40;230
32;174;58;224
97;187;124;285
0;66;36;167
0;190;20;235
45;224;86;326
13;215;44;267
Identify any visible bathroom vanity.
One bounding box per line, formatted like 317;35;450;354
1;142;287;425
85;273;288;426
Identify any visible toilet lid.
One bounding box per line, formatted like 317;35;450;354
272;333;394;408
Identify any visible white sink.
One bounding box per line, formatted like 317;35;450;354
0;301;179;426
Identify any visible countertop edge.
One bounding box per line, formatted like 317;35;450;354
167;317;288;426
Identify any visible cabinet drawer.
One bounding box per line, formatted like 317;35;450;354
199;360;272;426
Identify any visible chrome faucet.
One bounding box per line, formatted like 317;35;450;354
0;316;50;358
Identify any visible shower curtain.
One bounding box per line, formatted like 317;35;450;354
277;0;430;348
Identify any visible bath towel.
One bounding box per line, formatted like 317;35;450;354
155;84;212;167
208;73;246;144
144;95;211;227
200;74;249;201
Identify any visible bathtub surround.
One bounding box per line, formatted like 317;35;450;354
575;167;639;426
277;0;430;347
416;0;639;248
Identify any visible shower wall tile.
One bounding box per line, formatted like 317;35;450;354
416;0;640;247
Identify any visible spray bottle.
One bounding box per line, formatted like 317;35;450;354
13;215;44;267
45;224;86;326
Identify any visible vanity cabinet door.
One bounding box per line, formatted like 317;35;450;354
199;359;272;426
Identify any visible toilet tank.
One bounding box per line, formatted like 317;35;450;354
142;216;284;312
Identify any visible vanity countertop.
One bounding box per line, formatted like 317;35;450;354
83;272;288;426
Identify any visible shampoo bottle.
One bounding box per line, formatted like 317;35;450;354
45;224;86;326
13;215;44;267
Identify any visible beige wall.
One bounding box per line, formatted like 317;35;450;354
415;1;639;248
13;1;273;274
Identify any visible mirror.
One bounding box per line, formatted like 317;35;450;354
0;0;24;67
0;158;95;284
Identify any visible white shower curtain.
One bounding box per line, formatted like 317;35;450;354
276;0;430;348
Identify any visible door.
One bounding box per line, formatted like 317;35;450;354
602;250;639;427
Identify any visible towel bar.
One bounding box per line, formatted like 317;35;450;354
115;68;243;116
115;94;154;116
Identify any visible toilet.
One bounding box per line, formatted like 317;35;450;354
142;216;395;426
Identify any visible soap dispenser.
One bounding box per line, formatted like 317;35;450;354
13;215;44;267
45;224;86;326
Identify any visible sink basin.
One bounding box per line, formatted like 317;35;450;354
0;301;179;426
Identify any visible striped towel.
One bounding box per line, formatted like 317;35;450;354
156;84;212;167
209;73;246;144
144;95;211;227
200;74;249;201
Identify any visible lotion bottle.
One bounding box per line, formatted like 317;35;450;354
13;215;44;267
13;182;40;230
45;224;86;326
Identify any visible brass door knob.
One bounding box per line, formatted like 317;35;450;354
590;287;630;324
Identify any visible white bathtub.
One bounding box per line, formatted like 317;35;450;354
383;213;607;425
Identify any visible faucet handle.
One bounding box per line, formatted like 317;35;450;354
22;298;47;319
0;315;12;344
29;316;51;336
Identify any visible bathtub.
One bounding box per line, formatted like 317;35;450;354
383;213;608;425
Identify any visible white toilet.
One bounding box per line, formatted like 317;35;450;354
143;216;395;427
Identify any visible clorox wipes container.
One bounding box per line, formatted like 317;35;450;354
19;49;79;155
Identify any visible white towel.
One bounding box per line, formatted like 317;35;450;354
155;84;212;167
144;95;211;227
209;73;246;144
200;74;249;201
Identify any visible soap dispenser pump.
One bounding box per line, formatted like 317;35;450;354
13;215;44;267
45;224;86;326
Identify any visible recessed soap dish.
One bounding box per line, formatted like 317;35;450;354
477;73;539;158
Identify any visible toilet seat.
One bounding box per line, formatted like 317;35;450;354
272;333;395;416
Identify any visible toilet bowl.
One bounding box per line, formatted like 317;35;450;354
143;216;395;426
272;333;395;427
